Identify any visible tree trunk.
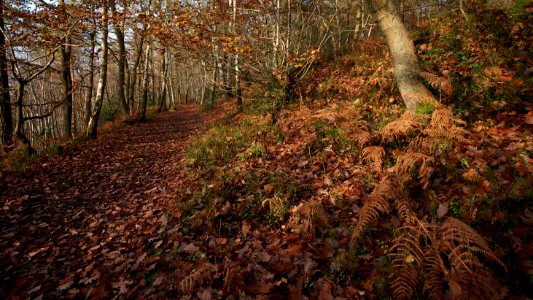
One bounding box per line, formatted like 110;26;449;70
58;0;73;138
86;0;109;140
157;48;167;113
370;0;437;112
85;30;96;127
231;0;242;111
0;0;13;146
110;0;129;114
14;80;31;146
139;44;151;122
129;32;145;110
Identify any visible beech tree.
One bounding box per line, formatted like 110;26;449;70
369;0;438;112
86;0;109;139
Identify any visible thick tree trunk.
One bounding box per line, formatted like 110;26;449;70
0;0;13;146
111;0;129;114
139;44;151;122
370;0;438;112
86;1;109;140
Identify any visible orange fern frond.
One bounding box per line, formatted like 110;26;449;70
350;177;403;245
389;221;429;300
351;129;372;148
423;244;445;300
179;262;215;294
361;146;385;173
421;71;453;97
377;111;423;142
447;252;507;300
393;152;434;188
395;198;417;226
439;218;505;270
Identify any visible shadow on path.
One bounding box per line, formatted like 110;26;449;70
1;105;204;299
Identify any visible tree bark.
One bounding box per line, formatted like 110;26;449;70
86;0;109;140
13;80;30;146
139;44;151;122
231;0;242;111
370;0;438;112
128;31;145;110
110;0;129;114
157;48;167;113
58;0;73;138
85;30;96;127
0;0;13;146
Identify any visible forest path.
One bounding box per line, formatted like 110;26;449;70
0;104;210;299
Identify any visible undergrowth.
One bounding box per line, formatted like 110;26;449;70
177;5;532;299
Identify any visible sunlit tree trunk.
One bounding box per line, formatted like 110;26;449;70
85;29;96;127
230;0;242;111
0;0;13;146
370;0;437;112
86;0;109;139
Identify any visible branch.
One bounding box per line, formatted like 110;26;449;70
23;100;63;121
23;51;56;83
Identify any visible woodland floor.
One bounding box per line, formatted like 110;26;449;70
0;105;215;299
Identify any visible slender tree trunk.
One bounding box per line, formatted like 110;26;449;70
273;0;280;68
58;0;73;138
0;0;13;146
223;54;231;99
129;32;145;110
139;44;151;121
86;0;109;140
157;48;167;113
85;30;96;127
14;80;30;146
231;0;242;111
110;0;129;114
370;0;437;112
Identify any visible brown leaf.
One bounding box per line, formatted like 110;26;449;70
437;204;449;218
242;221;251;237
57;278;74;291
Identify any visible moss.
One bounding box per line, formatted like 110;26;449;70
415;102;435;115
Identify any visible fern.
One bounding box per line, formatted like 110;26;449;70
388;217;506;299
393;152;434;188
361;146;385;173
394;198;417;226
439;218;505;270
424;244;445;300
389;220;429;300
351;129;372;148
178;262;215;294
421;71;453;97
377;111;423;142
350;177;402;245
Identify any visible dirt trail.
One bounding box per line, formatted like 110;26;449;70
0;105;206;299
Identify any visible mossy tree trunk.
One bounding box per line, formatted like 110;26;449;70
369;0;438;113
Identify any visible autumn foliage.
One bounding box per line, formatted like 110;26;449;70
1;2;532;300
